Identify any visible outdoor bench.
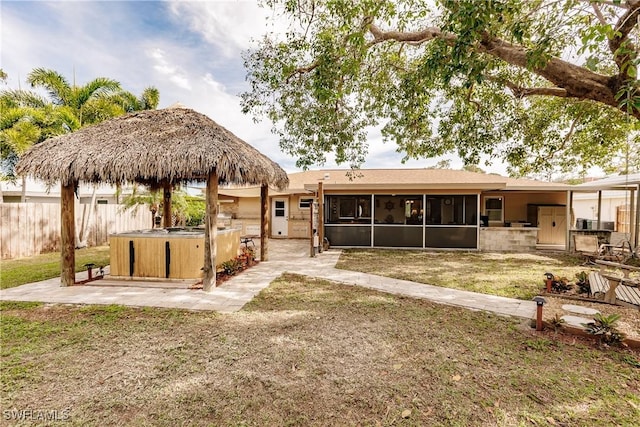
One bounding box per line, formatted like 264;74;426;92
591;260;640;308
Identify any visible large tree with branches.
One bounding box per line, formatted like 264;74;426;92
242;0;640;177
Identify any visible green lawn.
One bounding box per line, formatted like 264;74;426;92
0;246;110;289
1;275;638;426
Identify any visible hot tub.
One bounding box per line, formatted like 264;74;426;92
109;227;241;279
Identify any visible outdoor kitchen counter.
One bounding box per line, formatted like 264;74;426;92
479;226;540;252
109;228;241;279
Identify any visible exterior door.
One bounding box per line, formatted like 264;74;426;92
271;198;288;237
537;206;566;245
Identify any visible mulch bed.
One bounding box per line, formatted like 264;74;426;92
189;259;259;289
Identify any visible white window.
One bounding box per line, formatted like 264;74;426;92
299;198;314;209
484;197;503;223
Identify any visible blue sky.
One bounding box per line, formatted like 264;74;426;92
1;0;507;174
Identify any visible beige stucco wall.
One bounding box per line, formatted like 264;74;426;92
226;194;313;238
237;197;261;219
287;195;314;238
481;192;567;225
289;220;310;238
289;194;312;221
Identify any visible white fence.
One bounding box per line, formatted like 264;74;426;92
1;203;149;259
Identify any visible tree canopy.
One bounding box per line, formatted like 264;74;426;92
242;0;639;177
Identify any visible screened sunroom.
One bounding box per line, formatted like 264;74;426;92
324;193;479;249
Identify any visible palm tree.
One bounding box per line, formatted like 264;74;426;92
111;86;160;112
1;68;160;242
0;97;79;200
119;185;163;228
27;68;160;123
27;68;121;125
120;185;192;228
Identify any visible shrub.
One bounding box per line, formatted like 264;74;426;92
220;258;243;276
551;276;573;293
582;313;625;346
549;313;566;334
240;245;256;262
575;271;591;294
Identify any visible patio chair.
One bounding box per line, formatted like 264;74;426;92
573;234;606;264
600;232;634;262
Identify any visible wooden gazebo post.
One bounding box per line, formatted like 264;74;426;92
260;185;269;261
634;184;640;248
203;170;218;291
60;180;76;286
162;180;172;228
318;181;324;252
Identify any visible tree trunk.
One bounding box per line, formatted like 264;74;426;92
61;181;76;286
77;185;97;248
260;185;269;261
203;171;218;291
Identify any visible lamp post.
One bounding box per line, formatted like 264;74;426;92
532;296;547;331
544;272;554;293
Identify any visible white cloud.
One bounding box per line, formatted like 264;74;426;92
148;48;192;91
203;73;227;92
168;1;272;58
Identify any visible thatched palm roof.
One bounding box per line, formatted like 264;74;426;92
16;106;289;189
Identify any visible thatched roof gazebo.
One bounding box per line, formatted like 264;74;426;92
16;105;288;290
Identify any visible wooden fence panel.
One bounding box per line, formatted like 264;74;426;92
0;203;148;259
617;205;630;233
18;204;29;259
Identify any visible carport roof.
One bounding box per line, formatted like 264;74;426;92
573;174;640;191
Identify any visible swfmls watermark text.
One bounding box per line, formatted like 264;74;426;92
2;408;71;422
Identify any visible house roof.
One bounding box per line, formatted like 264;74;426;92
217;186;307;198
291;169;570;192
215;168;570;197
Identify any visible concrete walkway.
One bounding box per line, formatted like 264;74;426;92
1;240;536;319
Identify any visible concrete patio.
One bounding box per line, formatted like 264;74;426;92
1;239;537;319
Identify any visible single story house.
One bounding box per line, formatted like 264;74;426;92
1;178;125;204
217;169;572;252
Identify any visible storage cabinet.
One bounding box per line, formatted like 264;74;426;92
528;204;566;245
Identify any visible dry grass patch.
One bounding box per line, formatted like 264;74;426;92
336;249;588;300
1;275;639;426
336;249;640;340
